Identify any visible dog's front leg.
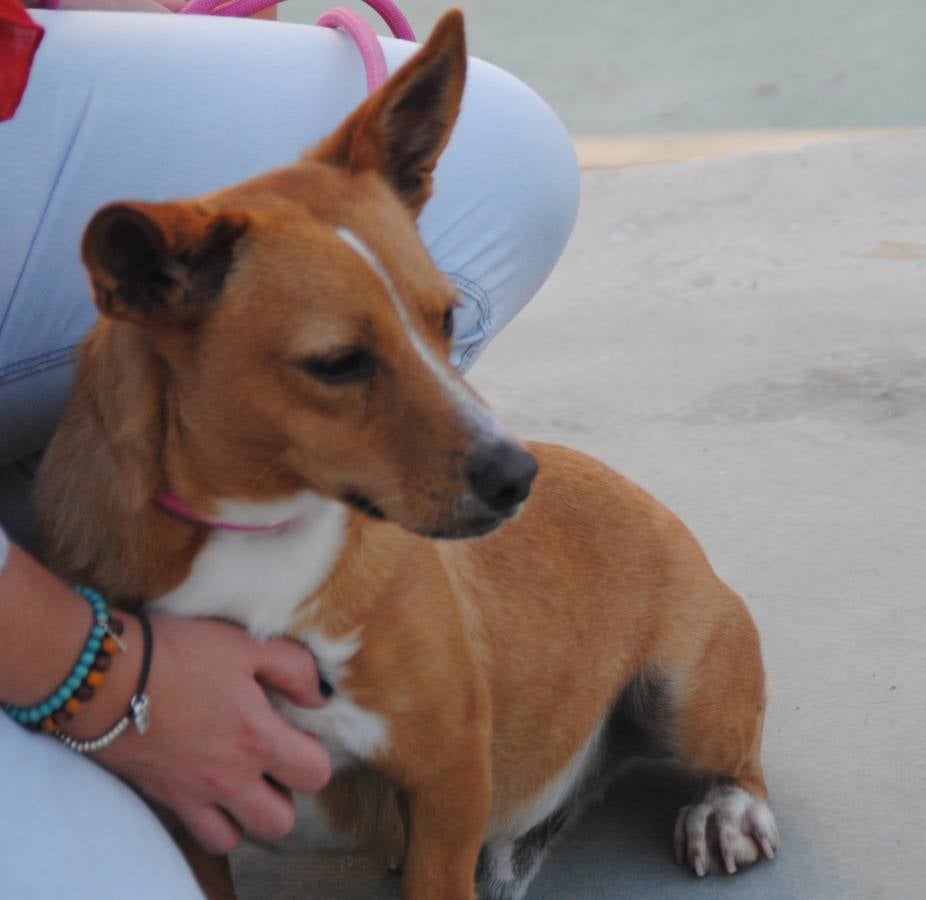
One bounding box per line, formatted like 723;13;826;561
171;823;237;900
400;751;492;900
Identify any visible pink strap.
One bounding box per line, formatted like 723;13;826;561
179;0;415;94
352;0;415;41
179;0;257;16
316;7;387;94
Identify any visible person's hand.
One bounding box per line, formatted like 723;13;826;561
77;614;331;852
0;545;322;853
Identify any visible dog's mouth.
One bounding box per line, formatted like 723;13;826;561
343;492;387;520
426;498;526;540
425;515;506;540
342;490;521;539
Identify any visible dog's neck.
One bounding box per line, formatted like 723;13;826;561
155;491;307;533
151;490;351;638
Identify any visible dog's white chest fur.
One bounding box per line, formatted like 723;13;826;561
152;492;389;766
275;630;389;771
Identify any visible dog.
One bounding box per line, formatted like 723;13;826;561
35;10;779;899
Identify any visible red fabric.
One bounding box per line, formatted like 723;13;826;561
0;0;44;122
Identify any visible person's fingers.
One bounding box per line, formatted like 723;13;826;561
177;804;243;855
253;637;326;708
224;779;298;843
260;713;333;794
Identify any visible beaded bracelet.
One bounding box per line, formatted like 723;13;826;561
2;585;124;729
55;609;153;755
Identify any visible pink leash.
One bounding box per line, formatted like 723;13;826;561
179;0;416;95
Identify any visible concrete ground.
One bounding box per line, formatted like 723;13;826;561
232;131;926;899
284;0;926;134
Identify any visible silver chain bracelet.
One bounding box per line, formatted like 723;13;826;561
56;610;153;755
56;693;150;755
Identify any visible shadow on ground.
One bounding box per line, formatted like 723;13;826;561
234;763;719;899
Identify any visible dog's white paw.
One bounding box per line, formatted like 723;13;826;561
673;782;779;877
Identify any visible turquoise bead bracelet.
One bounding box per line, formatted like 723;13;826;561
2;586;113;726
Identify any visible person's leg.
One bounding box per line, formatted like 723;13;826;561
0;711;205;899
420;44;579;371
0;11;578;466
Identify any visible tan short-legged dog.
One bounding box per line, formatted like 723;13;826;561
36;11;778;899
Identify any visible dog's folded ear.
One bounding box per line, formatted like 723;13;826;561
82;201;249;326
312;9;467;216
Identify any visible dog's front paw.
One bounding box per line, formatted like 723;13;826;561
673;782;779;876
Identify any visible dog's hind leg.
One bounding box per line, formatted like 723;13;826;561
666;585;780;877
476;808;571;900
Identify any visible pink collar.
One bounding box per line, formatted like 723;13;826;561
155;493;302;534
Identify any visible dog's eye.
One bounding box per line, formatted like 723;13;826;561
302;350;375;385
442;308;455;339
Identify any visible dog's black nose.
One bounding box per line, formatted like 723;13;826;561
466;442;538;513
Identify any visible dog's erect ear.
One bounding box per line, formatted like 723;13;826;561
82;201;249;326
312;9;467;216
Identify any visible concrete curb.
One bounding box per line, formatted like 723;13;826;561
573;128;921;170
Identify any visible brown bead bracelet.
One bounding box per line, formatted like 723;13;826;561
40;617;125;734
54;610;153;755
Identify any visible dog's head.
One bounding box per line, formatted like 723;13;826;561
80;11;536;540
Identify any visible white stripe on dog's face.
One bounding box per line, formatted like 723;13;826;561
334;227;506;441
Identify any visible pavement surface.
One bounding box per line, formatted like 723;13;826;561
283;0;926;135
232;132;926;898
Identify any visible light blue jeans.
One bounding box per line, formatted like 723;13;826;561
0;10;578;899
